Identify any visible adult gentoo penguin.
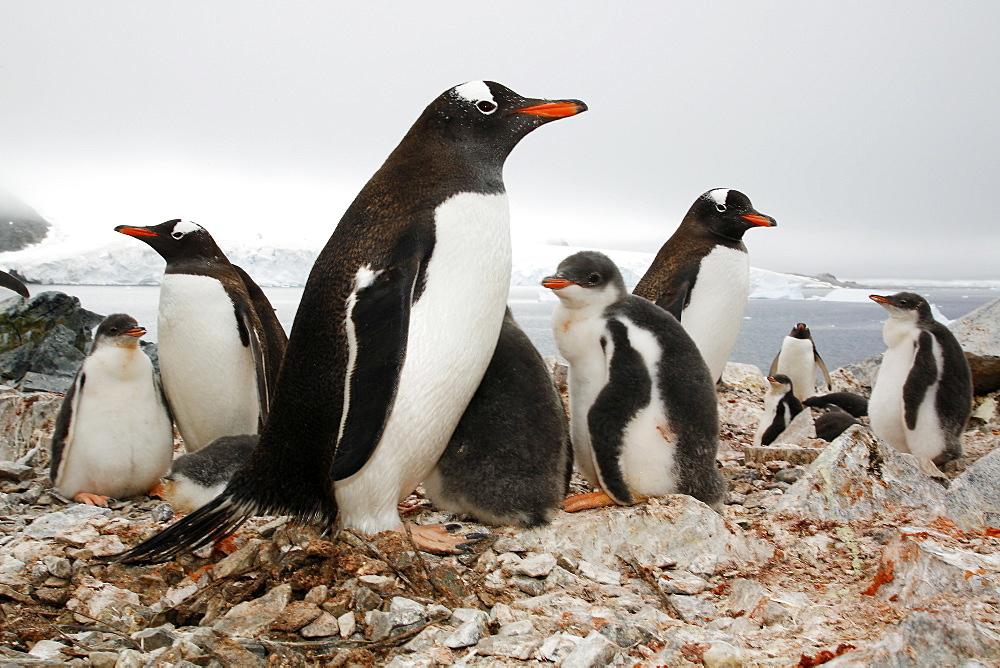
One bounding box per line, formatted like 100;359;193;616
423;308;572;528
868;292;972;467
633;189;776;382
769;323;832;400
753;374;804;447
115;220;287;451
118;81;586;563
0;270;29;298
50;314;173;506
542;251;725;512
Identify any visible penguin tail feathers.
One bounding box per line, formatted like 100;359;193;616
116;494;255;565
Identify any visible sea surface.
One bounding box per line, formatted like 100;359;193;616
32;284;998;375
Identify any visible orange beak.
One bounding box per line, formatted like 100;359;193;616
541;277;574;289
123;327;146;337
116;226;158;238
515;101;587;118
869;295;891;305
741;214;776;227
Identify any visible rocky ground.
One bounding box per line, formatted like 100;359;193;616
1;357;998;667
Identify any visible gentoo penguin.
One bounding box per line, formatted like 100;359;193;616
158;435;258;514
803;391;869;418
50;314;173;506
753;374;804;446
868;292;973;467
115;220;287;451
633;189;776;382
542;250;725;512
118;81;586;564
769;323;832;400
0;270;29;298
813;406;862;442
423;308;572;528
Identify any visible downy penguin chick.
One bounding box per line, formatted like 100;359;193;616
50;314;173;506
160;435;258;514
753;374;804;446
869;292;972;467
544;250;725;511
770;323;832;400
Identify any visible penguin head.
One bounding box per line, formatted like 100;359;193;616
541;250;626;310
687;189;776;241
408;81;587;164
869;292;934;324
115;219;226;264
93;313;145;349
789;323;812;339
766;374;794;394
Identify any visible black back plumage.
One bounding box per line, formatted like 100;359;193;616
429;308;571;528
553;251;725;507
118;82;586;564
167;435;258;488
814;407;862;442
803;392;869;418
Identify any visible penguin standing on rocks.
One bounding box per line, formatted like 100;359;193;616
769;323;832;400
543;250;725;512
868;292;972;467
753;374;804;446
0;270;29;298
633;189;776;382
50;314;173;506
423;308;572;528
115;220;287;451
118;81;586;564
157;435;258;514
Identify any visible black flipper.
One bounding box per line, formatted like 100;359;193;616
656;273;693;322
0;270;28;298
233;299;270;427
814;348;832;391
233;264;288;399
904;331;938;431
49;372;83;484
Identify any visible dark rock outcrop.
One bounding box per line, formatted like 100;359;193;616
0;190;50;251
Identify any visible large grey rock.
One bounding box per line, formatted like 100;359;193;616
559;630;620;668
520;495;772;575
0;388;61;462
212;583;292;637
66;577;152;632
776;425;947;521
24;504;110;539
826;611;1000;667
944;446;1000;532
951;297;1000;357
0;190;50;251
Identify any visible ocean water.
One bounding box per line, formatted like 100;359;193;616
32;283;998;375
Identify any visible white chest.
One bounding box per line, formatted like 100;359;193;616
776;337;817;399
680;246;749;379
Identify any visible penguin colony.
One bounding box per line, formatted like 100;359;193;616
21;81;970;564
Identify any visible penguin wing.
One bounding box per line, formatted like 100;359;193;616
232;298;271;427
759;408;787;446
329;257;420;480
50;371;84;484
813;348;833;391
0;270;28;298
652;266;697;321
586;318;650;505
233;264;288;393
903;331;938;430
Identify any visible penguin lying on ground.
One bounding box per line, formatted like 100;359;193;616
753;374;804;446
633;189;776;382
157;435;258;514
543;250;726;512
813;406;862;442
423;308;572;528
117;81;586;564
115;220;287;452
769;323;832;400
0;270;29;298
868;292;972;468
803;391;869;418
50;314;173;506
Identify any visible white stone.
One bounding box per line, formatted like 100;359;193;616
300;611;340;638
28;639;66;660
578;560;622;585
389;596;426;627
213;583;292;637
511;552;557;578
559;630;620;668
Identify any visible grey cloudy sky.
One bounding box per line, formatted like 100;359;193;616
2;1;998;279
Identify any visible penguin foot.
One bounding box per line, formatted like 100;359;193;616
73;492;110;507
562;490;616;512
147;482;166;499
398;523;472;554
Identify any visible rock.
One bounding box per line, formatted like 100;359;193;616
0;388;61;462
338;611;356;638
559;629;620;668
66;577;151;632
212;540;261;580
539;632;583;662
271;601;322;632
951;297;1000;357
668;594;720;623
511;552;557;578
944;447;1000;532
826;611;1000;666
199;635;267;667
131;625;178;652
364;609;392;642
23;501;110;539
85;534;127;557
965;353;1000;396
213;583;292;637
388;596;426;627
597;621;654;648
0;461;33;481
513;574;546;596
721;362;768;394
656;570;709;595
744;444;825;465
521;495;772;575
776;426;947;521
475;632;543;661
578;559;622;585
27;639;66;660
0;292;101;383
0;191;49;251
867;527;1000;602
702;640;749;668
443;610;488;648
299;611;339;639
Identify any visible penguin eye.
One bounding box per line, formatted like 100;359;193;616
716;204;727;213
587;273;601;285
171;231;184;239
476;100;497;114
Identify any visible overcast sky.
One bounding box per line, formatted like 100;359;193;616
2;2;998;280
